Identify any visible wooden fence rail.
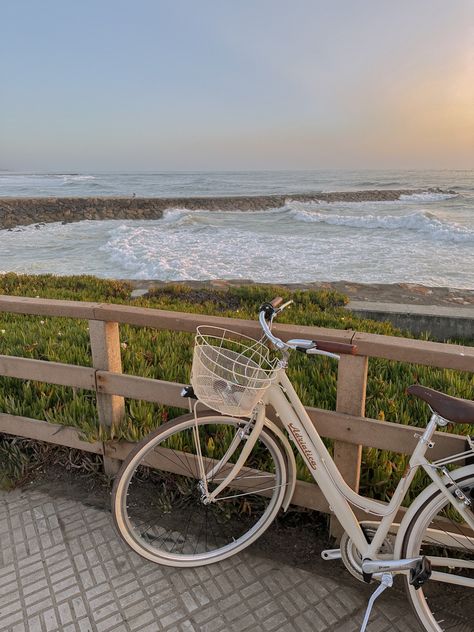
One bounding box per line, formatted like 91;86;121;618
0;295;472;515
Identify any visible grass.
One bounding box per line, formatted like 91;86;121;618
0;272;472;503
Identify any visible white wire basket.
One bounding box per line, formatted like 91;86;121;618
191;326;281;417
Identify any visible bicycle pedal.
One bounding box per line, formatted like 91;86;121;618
321;548;341;561
409;556;432;589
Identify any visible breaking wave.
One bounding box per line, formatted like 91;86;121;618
399;191;458;202
58;175;96;182
160;206;474;244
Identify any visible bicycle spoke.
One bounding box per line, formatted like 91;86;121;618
153;445;198;479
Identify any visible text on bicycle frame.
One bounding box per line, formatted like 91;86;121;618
288;423;317;470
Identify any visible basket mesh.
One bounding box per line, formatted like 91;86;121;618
191;326;280;416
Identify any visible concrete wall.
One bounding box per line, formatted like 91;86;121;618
347;301;474;342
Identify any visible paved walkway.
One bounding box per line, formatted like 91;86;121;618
0;488;420;632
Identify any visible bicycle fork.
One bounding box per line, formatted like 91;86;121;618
194;404;266;503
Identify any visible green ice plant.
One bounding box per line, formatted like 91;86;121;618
0;273;472;501
0;437;29;489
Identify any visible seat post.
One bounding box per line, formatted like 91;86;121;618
409;414;439;465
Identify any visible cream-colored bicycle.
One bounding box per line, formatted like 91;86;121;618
113;298;474;632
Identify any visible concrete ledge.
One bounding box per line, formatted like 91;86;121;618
346;301;474;341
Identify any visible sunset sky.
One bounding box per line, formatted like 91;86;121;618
1;0;473;171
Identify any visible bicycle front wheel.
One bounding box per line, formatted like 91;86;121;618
112;414;288;567
402;470;474;631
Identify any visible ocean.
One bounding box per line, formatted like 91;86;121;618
0;170;473;288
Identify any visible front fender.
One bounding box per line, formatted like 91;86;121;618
263;418;297;511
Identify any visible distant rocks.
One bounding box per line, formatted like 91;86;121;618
0;189;457;230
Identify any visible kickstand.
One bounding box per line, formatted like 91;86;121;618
359;573;393;632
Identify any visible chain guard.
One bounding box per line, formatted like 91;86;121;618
340;527;394;583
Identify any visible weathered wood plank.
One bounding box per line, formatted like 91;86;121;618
331;354;367;536
1;295;473;370
93;303;356;343
89;320;125;475
352;331;474;372
0;355;96;389
104;440;331;512
96;371;188;408
0;409;465;519
0;413;103;453
0;295;99;319
305;408;467;460
97;372;467;457
334;354;368;491
103;440;400;518
89;321;125;430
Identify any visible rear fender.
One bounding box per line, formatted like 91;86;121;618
393;463;474;559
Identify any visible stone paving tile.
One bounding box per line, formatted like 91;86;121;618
0;489;420;632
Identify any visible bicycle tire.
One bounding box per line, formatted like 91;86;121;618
401;469;474;631
112;414;288;567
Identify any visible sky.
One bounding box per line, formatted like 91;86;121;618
1;0;473;171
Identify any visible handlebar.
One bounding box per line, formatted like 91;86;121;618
258;309;288;350
270;296;284;309
258;298;357;360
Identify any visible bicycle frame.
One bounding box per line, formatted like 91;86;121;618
245;370;474;563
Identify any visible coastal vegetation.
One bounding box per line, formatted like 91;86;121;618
0;273;472;504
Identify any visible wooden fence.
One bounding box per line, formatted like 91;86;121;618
0;295;473;518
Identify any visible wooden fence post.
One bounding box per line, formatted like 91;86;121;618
330;353;368;538
89;320;125;476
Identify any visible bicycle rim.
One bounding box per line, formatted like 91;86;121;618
112;415;287;567
402;472;474;631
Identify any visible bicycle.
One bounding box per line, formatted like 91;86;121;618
112;298;474;632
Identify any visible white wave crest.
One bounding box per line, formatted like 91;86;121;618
160;207;242;230
160;208;189;224
288;208;474;242
60;175;96;182
399;191;458;202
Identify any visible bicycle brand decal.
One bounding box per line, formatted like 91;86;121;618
288;423;317;470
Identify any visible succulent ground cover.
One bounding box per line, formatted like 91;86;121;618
0;273;472;503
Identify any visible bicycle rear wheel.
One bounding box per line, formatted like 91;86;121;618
402;470;474;631
112;414;288;567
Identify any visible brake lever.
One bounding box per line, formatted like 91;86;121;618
306;347;340;361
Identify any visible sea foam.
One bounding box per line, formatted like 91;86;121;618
0;174;472;287
399;191;458;202
286;206;474;243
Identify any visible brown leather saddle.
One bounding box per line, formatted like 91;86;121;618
408;385;474;425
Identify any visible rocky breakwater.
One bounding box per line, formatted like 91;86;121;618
0;188;455;230
0;197;168;229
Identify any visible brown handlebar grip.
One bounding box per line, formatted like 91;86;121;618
270;297;284;308
314;340;357;355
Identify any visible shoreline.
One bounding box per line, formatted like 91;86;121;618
128;279;474;307
0;188;455;229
